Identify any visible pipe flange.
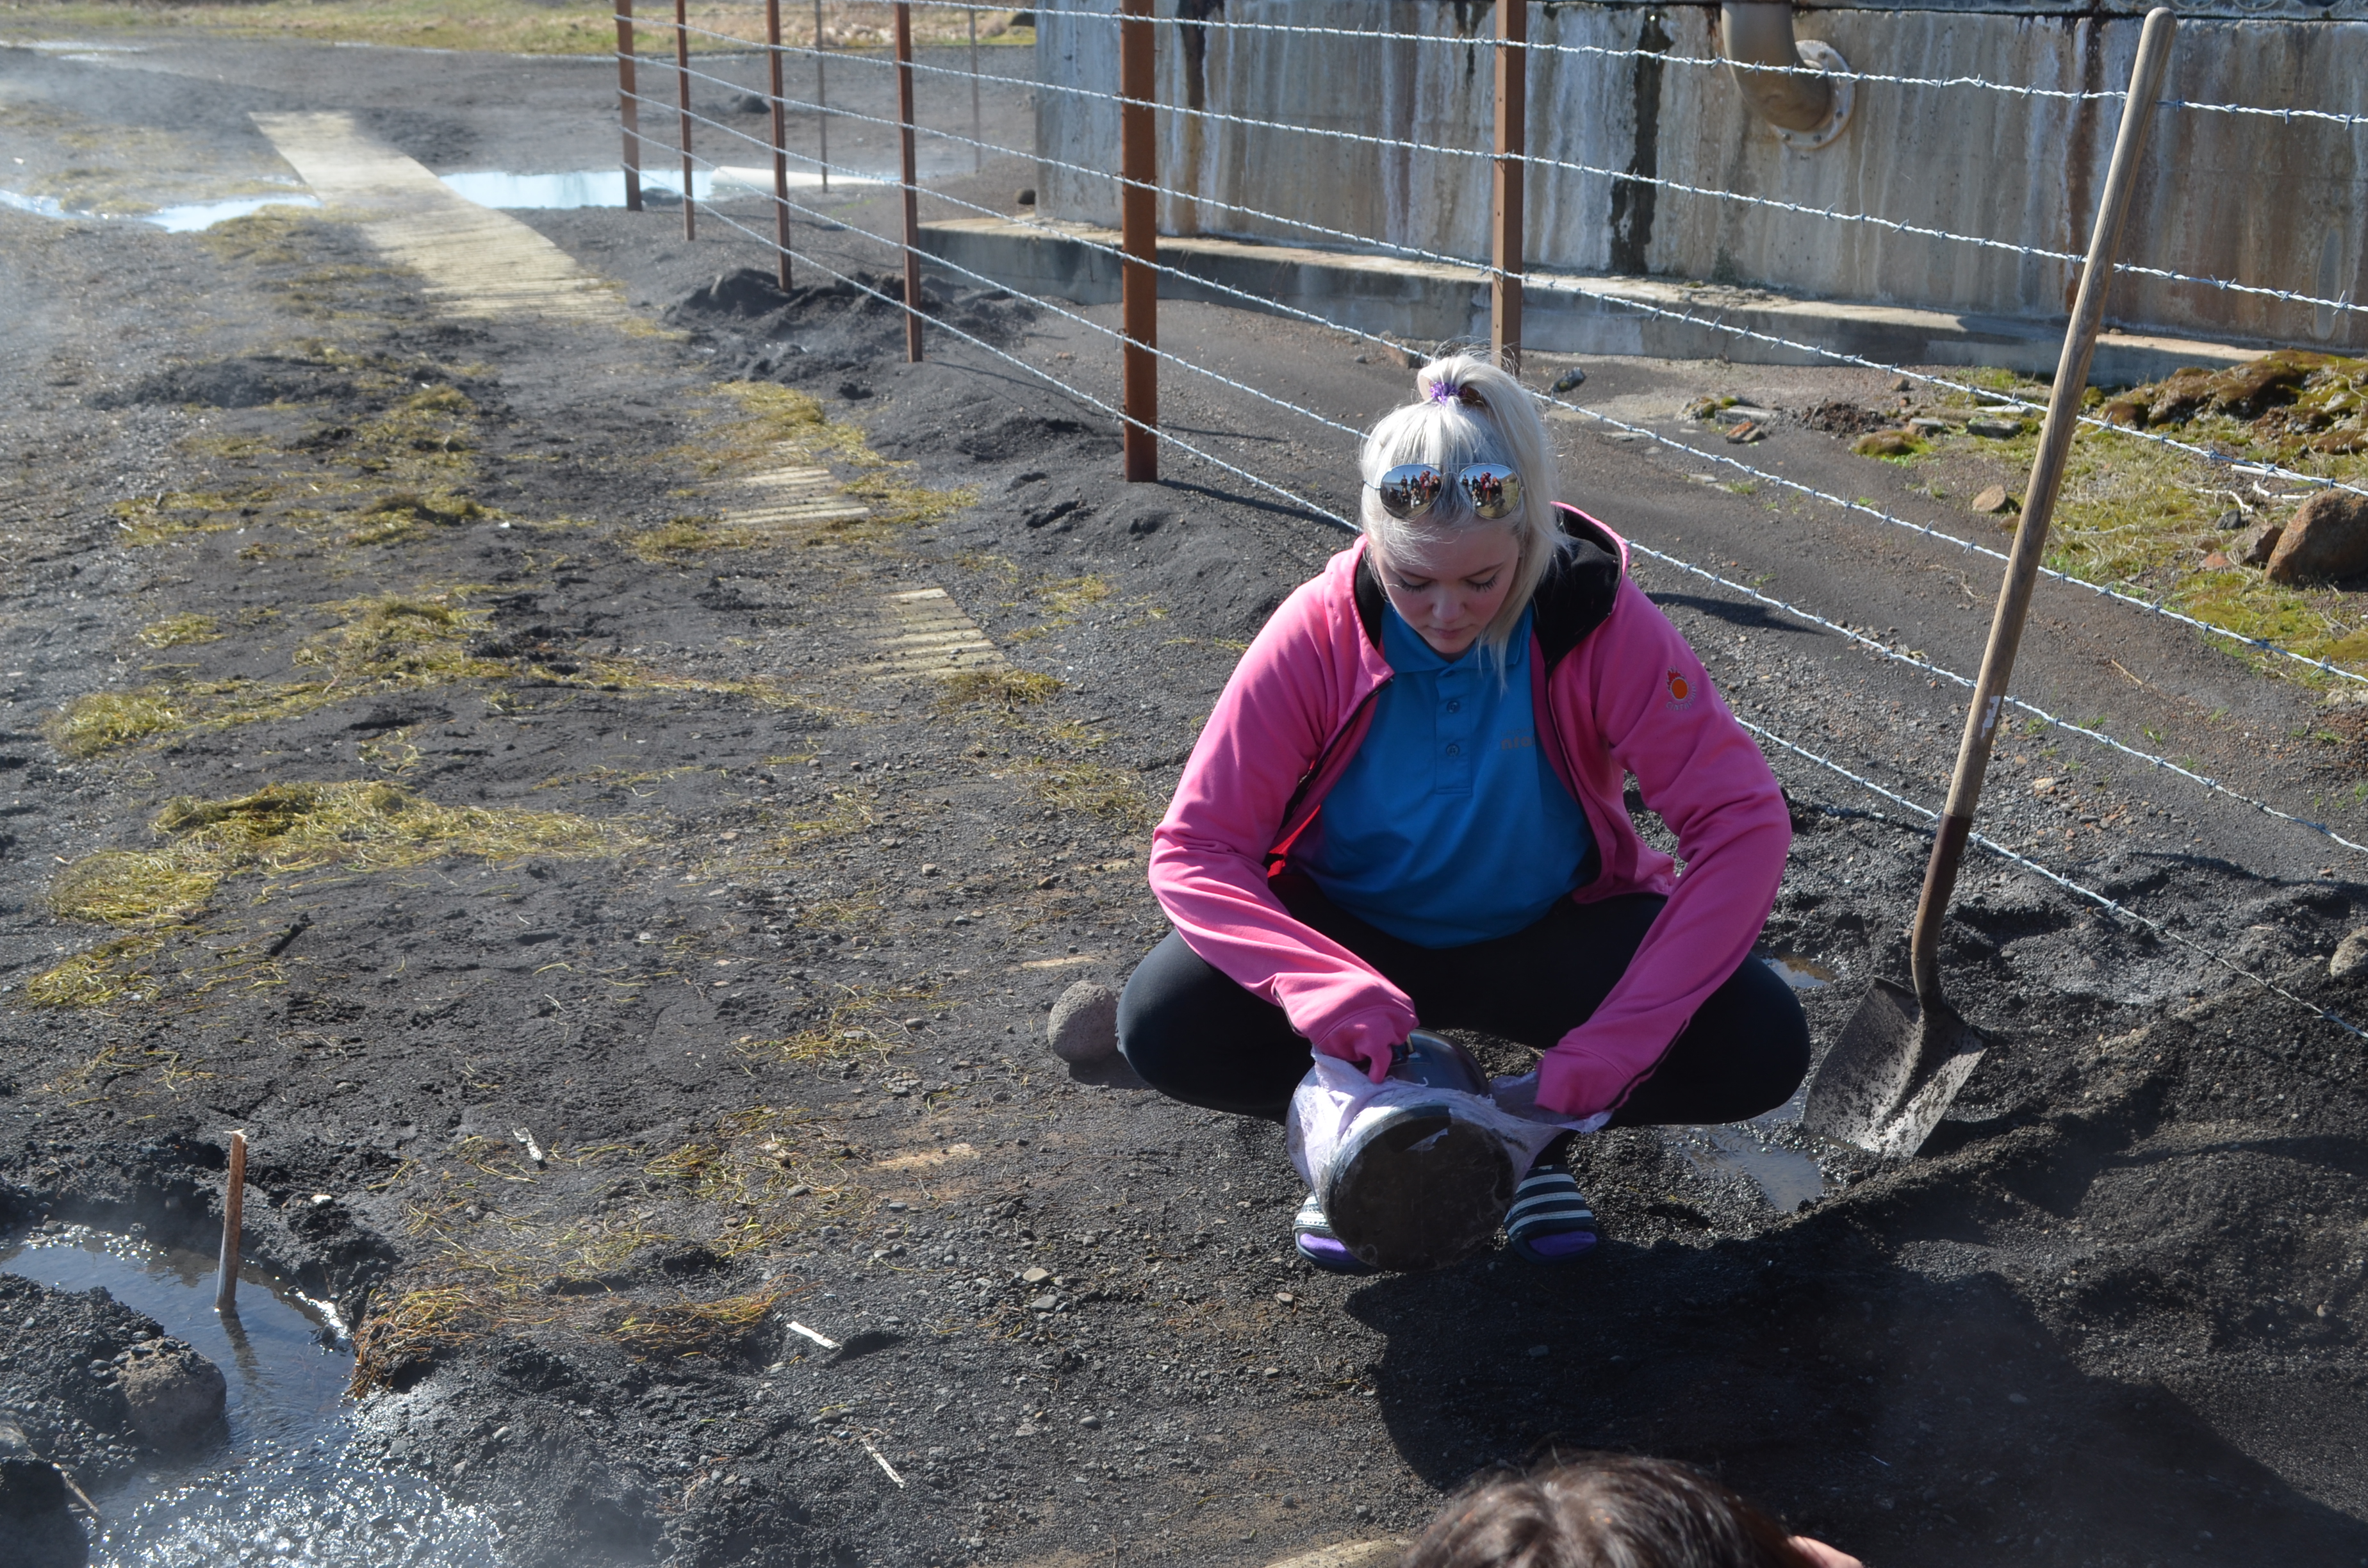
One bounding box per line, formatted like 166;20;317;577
1776;39;1854;151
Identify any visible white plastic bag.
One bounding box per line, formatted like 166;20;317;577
1285;1053;1610;1191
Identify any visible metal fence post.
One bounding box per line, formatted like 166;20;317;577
969;6;984;172
617;0;643;212
1492;0;1525;375
674;0;695;239
1121;0;1158;483
896;2;924;362
767;0;791;287
814;0;829;192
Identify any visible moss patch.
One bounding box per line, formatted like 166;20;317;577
46;780;635;931
1873;353;2368;681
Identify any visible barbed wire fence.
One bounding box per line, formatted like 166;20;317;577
608;0;2366;1049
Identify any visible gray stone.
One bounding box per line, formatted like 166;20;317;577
119;1341;226;1455
1966;416;2023;438
731;92;769;115
2266;492;2368;585
1046;981;1119;1064
2331;929;2368;981
2237;519;2285;568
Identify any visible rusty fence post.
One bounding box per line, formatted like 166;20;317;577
674;0;695;239
1492;0;1525;375
814;0;829;192
969;6;983;172
767;0;791;287
896;2;923;362
1120;0;1157;482
214;1129;246;1314
618;0;643;211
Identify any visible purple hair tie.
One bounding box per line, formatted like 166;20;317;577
1427;380;1459;404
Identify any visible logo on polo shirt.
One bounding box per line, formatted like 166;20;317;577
1665;669;1697;712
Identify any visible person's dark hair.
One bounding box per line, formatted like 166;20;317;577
1402;1452;1811;1568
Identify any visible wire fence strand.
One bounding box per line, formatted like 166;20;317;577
1735;716;2368;1043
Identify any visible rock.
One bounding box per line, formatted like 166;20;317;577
2265;491;2368;584
1966;416;2023;439
1971;485;2017;515
1046;981;1119;1063
1021;1266;1051;1284
1549;366;1586;393
730;92;769;114
2237;519;2285;567
1851;429;1921;458
1028;1293;1061;1311
1722;419;1766;445
2032;778;2057;796
2332;929;2368;981
1908;416;1952;435
2212;509;2246;530
2201;551;2234;571
119;1341;226;1455
0;1458;87;1568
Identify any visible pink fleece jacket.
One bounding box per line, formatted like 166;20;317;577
1146;510;1791;1120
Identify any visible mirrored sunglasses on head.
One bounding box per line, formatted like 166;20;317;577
1369;462;1523;521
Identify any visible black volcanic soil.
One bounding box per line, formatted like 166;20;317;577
4;33;2368;1568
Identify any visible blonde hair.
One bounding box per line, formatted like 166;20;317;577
1358;351;1569;668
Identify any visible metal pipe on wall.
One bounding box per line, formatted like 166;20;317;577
1720;1;1852;150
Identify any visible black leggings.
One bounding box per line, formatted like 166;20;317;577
1117;877;1810;1127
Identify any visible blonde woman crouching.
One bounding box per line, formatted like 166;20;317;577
1119;353;1809;1273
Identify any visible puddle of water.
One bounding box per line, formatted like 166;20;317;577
3;1226;501;1567
149;195;322;233
1664;1082;1830;1213
438;165;879;211
0;190;320;231
1764;951;1834;990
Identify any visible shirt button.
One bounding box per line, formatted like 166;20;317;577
1444;743;1461;756
1444;699;1461;714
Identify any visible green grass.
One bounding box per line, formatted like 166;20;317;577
1868;352;2368;682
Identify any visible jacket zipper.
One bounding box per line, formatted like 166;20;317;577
1265;680;1388;870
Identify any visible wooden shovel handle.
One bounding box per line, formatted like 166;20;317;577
1911;7;2178;1013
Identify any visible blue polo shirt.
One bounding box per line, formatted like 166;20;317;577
1296;603;1596;948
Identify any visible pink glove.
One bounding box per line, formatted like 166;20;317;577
1313;1013;1404;1084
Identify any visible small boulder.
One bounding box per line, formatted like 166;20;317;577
2236;519;2285;568
1966;416;2024;439
1047;981;1119;1064
119;1341;226;1455
1851;429;1921;459
1971;485;2018;515
2265;491;2368;585
2332;929;2368;982
730;92;769;115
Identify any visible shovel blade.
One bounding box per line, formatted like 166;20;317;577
1800;977;1986;1158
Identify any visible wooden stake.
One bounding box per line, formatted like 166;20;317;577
1119;0;1157;483
1491;0;1526;375
814;0;829;192
896;2;923;362
618;0;642;212
214;1131;245;1314
675;0;695;240
767;0;791;288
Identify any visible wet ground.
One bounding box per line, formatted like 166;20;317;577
4;29;2368;1568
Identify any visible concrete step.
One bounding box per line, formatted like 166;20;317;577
917;216;2263;386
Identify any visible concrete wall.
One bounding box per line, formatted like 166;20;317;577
1033;1;2367;352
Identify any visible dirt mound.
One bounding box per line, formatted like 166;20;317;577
668;267;1040;384
1803;400;1891;435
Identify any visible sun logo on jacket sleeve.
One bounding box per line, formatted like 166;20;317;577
1664;669;1697;711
